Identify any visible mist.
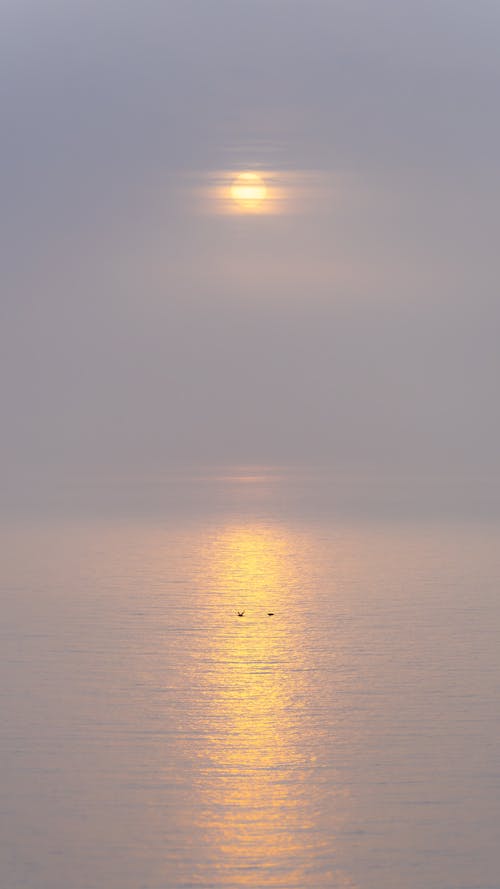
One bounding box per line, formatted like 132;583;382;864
2;0;500;505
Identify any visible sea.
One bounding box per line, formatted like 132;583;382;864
1;469;500;889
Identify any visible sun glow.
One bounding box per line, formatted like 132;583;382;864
188;166;327;216
195;167;286;215
230;171;268;210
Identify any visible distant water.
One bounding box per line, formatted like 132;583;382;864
2;471;500;889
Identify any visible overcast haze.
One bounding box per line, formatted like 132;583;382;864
2;0;500;500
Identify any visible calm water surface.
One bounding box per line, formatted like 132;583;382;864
2;475;500;888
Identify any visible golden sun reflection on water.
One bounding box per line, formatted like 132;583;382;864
202;526;312;881
194;524;346;886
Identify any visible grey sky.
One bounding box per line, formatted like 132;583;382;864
2;0;500;489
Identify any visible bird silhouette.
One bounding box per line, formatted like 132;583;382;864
267;612;274;616
237;610;245;617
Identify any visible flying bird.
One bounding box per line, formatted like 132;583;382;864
237;610;245;617
267;612;274;616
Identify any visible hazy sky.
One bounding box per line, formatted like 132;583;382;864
2;0;500;488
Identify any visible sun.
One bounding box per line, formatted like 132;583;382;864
230;171;268;210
